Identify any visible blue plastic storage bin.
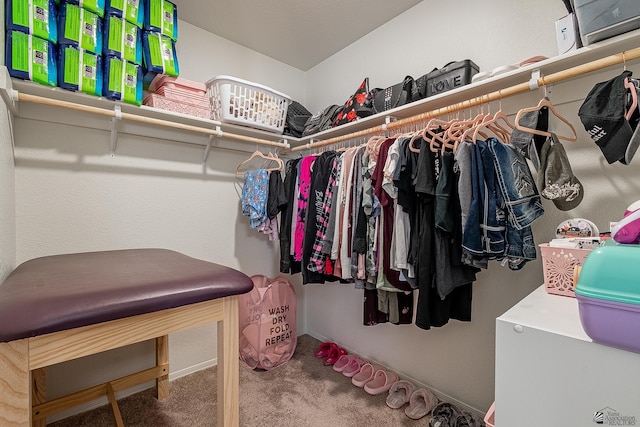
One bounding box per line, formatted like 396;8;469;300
58;45;103;96
5;30;57;86
103;55;143;105
58;2;103;54
143;0;177;40
103;14;142;64
141;31;179;87
63;0;105;17
105;0;144;28
5;0;58;43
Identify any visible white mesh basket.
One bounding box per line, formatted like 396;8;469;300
206;75;291;134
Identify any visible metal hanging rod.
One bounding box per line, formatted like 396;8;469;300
14;91;289;149
289;46;640;153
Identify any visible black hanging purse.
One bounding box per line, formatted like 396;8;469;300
373;75;419;113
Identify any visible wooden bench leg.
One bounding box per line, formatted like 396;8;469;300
32;368;46;427
156;335;169;400
217;296;239;427
0;340;31;426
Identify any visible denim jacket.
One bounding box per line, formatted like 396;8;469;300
487;138;544;229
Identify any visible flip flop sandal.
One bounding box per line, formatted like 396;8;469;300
386;380;416;409
351;362;381;387
342;356;366;378
332;354;356;372
454;411;484;427
313;341;335;358
322;345;346;365
429;402;461;427
405;388;438;420
429;414;453;427
364;369;399;395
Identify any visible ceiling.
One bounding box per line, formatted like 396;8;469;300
171;0;423;71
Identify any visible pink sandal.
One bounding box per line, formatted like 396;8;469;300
364;368;398;395
333;354;357;372
313;342;335;358
323;345;346;365
342;356;366;378
352;362;381;387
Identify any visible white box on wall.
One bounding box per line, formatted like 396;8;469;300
556;13;582;54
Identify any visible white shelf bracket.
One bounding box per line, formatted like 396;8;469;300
306;138;321;150
382;115;398;134
110;105;122;158
529;69;542;91
202;126;223;164
279;138;290;149
0;66;19;116
202;135;213;164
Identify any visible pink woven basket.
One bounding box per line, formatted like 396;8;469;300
539;244;592;297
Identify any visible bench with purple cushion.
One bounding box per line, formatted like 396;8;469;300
0;249;253;427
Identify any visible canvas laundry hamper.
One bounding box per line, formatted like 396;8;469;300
239;275;297;370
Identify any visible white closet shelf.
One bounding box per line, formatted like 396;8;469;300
3;28;640;158
0;68;291;161
290;28;640;151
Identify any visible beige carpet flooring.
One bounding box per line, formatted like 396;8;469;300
48;334;476;426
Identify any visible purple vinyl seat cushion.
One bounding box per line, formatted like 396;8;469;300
0;248;253;342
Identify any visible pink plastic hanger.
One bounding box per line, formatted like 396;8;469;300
514;96;577;142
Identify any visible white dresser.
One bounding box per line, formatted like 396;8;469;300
495;285;640;426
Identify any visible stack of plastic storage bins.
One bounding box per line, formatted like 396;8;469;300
102;0;145;105
5;0;59;86
141;0;179;88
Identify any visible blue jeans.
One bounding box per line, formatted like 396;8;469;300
462;141;506;258
487;139;541;267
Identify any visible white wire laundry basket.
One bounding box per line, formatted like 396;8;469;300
206;75;292;134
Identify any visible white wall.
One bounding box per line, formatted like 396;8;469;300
177;21;307;105
302;0;640;415
306;0;567;113
10;19;306;422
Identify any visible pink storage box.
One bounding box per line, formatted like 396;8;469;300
155;86;210;108
539;244;592;297
148;75;206;94
143;93;211;119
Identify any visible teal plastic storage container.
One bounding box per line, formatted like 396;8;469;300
575;239;640;353
575;239;640;305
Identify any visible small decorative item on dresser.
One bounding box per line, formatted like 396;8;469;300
206;75;292;134
539;243;593;297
